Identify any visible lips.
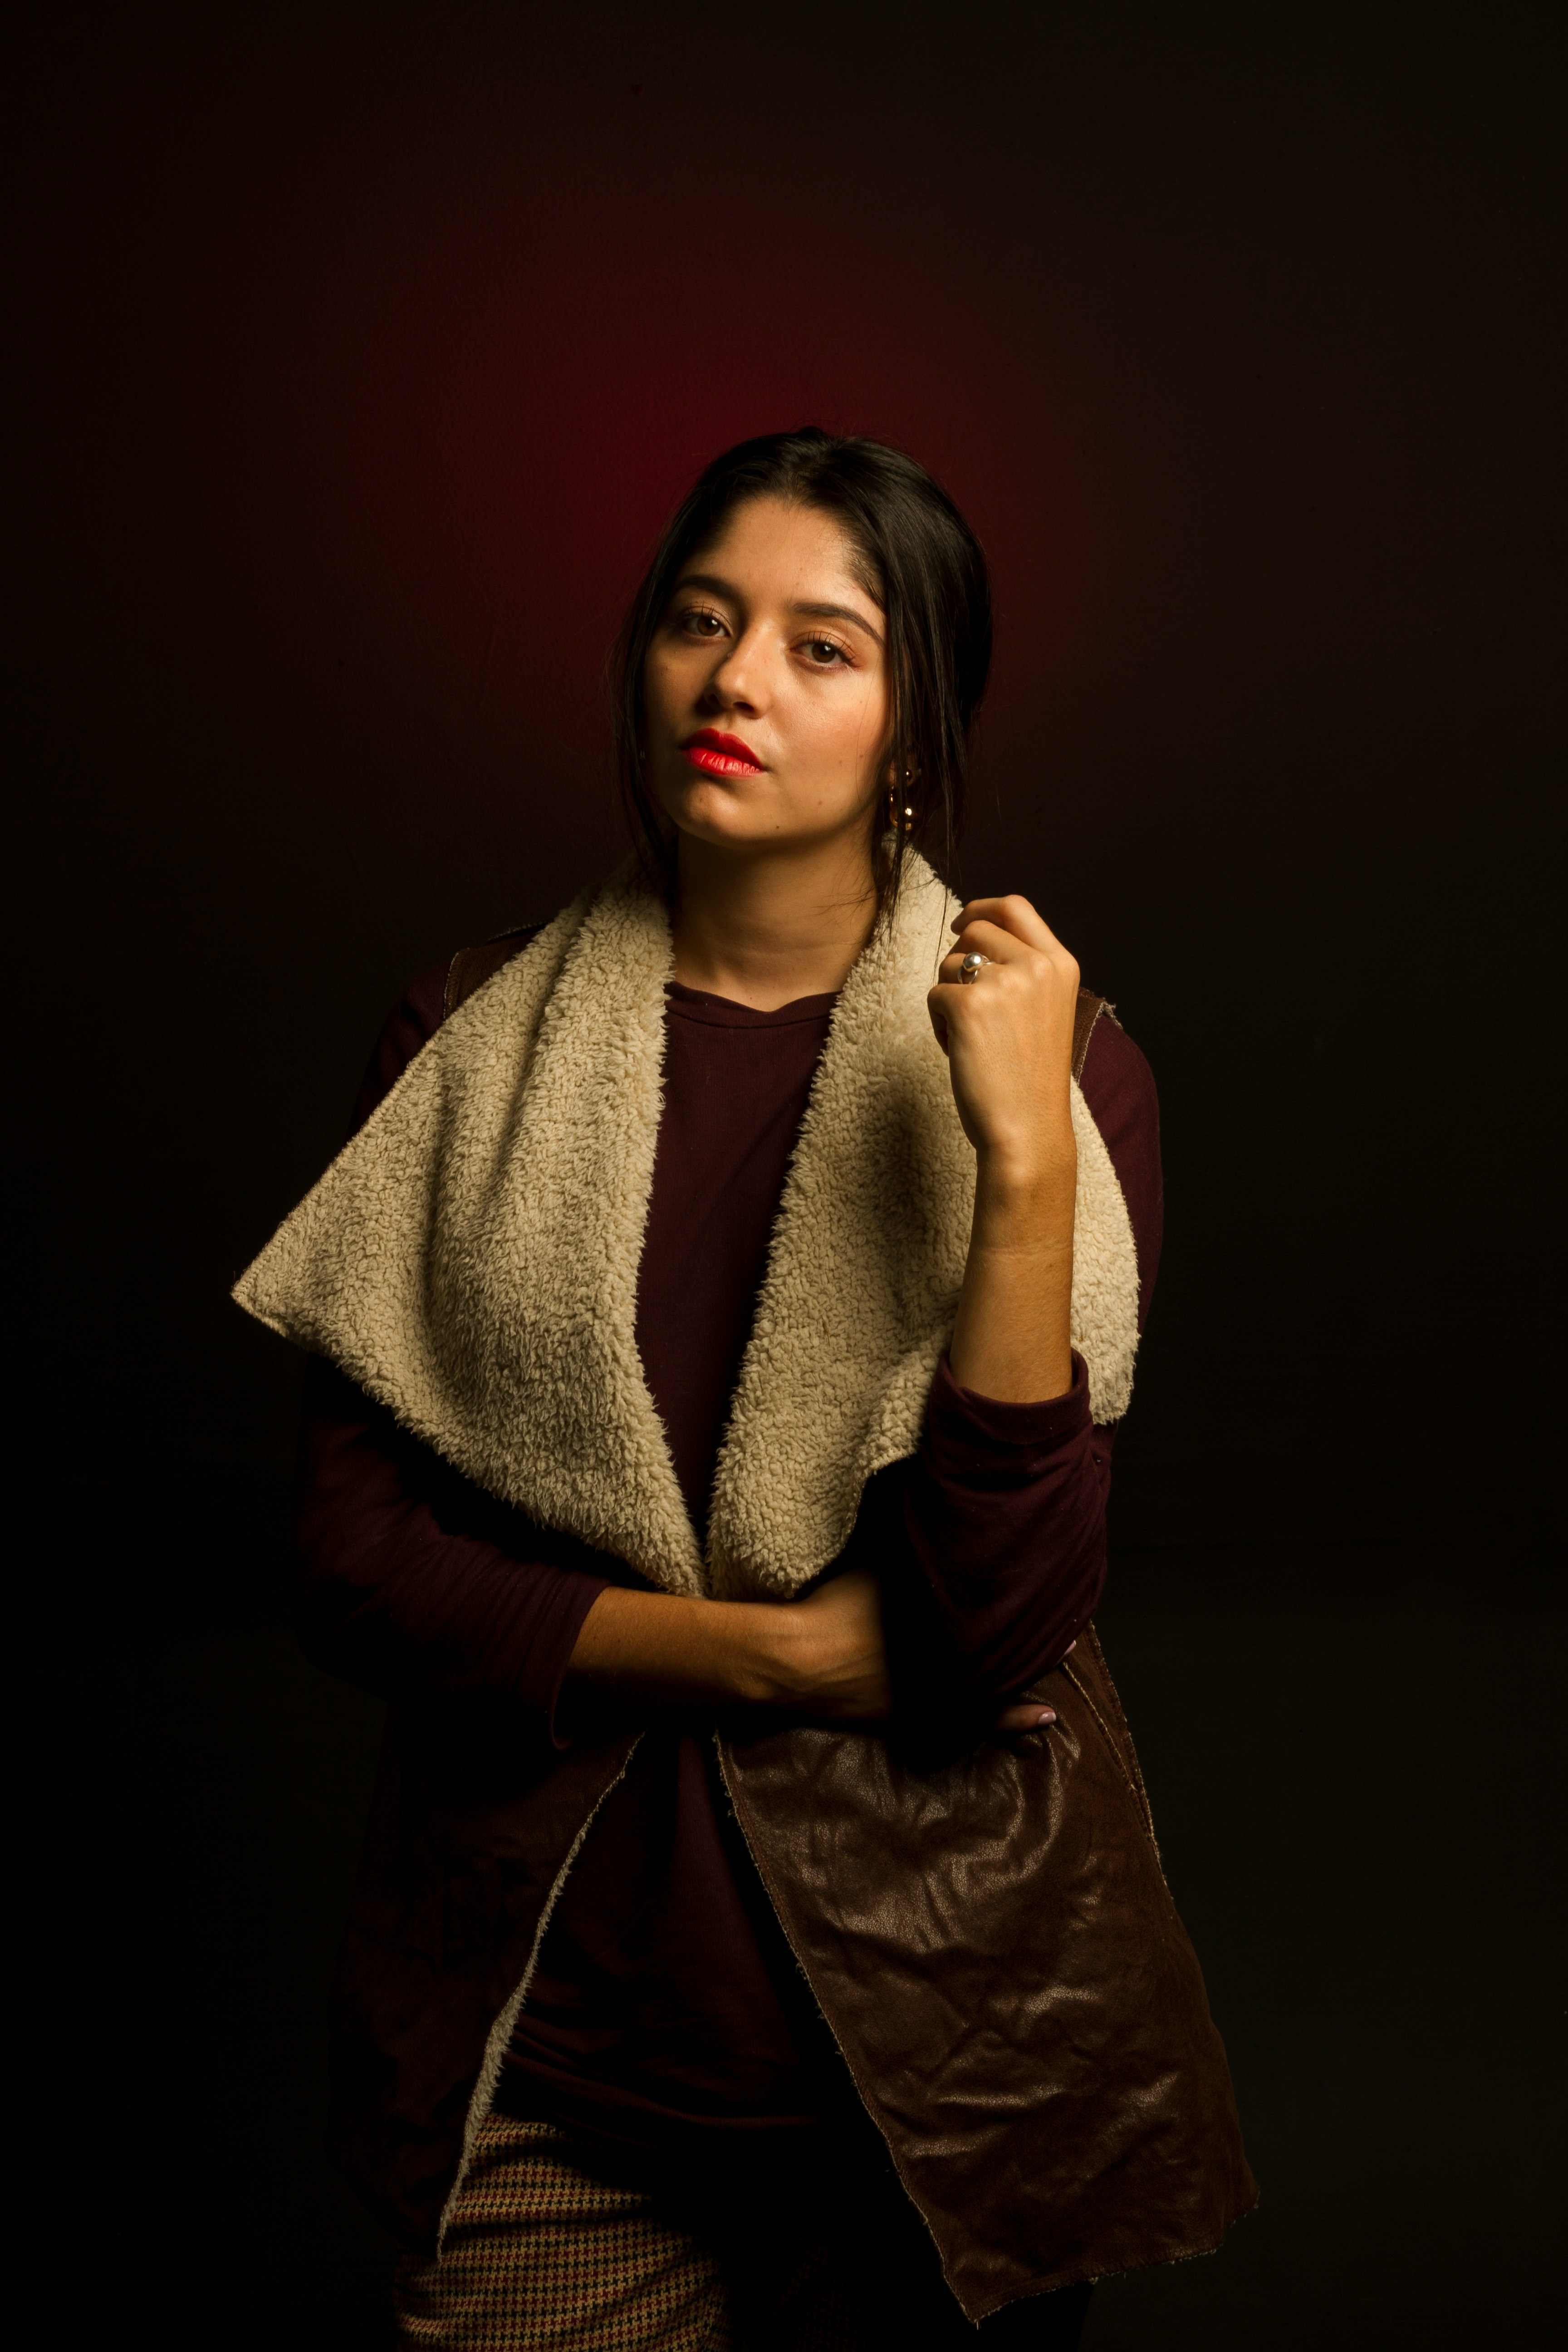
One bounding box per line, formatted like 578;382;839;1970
680;729;767;778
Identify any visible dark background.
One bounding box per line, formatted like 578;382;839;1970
9;5;1563;2347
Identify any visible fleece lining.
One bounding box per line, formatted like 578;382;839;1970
234;855;1140;1598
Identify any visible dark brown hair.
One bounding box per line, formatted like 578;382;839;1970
611;427;992;918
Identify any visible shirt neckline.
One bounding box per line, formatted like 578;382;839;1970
664;980;838;1030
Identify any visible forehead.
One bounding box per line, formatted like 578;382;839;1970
685;496;879;605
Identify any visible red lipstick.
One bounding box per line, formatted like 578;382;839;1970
680;728;767;778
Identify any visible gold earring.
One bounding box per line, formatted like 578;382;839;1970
887;771;915;830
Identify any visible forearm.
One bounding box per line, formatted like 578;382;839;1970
565;1584;801;1709
566;1569;893;1722
295;1360;606;1729
873;1357;1112;1720
947;1150;1077;1403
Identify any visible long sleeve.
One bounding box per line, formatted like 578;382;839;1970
291;953;608;1745
294;1358;609;1737
879;1015;1162;1720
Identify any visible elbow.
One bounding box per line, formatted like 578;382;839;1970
907;1527;1109;1720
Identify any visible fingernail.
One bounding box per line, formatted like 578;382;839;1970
1034;1709;1056;1727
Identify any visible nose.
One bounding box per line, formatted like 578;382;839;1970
700;623;769;717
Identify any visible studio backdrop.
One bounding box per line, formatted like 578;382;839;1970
9;9;1563;2351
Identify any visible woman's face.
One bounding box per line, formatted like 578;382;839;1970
642;495;892;861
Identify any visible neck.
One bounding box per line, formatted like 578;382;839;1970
669;828;880;1011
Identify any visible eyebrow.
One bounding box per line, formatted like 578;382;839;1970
672;573;885;647
793;600;885;646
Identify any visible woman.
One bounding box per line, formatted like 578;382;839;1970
238;428;1255;2348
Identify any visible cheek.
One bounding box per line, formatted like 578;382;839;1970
642;650;677;722
642;647;704;751
796;676;888;782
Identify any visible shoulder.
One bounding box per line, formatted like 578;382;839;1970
1078;1007;1158;1161
349;963;448;1133
443;922;546;1020
349;924;545;1135
1078;1008;1163;1328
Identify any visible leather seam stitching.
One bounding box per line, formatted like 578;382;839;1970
1061;1659;1160;1855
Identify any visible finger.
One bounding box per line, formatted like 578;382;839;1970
932;924;1034;995
946;916;1039;966
933;925;1068;1000
951;895;1058;954
992;1702;1057;1735
952;897;1060;958
945;920;1080;993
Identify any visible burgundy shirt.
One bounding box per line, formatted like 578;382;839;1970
295;955;1162;2161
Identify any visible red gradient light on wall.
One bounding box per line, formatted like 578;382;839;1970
32;45;1149;852
214;137;1140;796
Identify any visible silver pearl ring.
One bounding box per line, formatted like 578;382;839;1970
959;952;988;985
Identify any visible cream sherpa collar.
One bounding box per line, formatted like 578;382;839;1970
234;855;1139;1599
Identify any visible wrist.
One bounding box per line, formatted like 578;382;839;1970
677;1595;812;1709
975;1110;1074;1183
735;1601;819;1708
569;1588;809;1711
972;1142;1076;1241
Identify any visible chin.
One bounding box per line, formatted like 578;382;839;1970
659;781;769;846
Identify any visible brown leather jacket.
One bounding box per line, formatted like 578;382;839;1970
329;1629;1254;2318
318;933;1257;2319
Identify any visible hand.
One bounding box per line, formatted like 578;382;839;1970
567;1578;1070;1740
929;896;1082;1402
769;1568;894;1723
565;1574;897;1725
990;1642;1076;1741
927;895;1080;1184
768;1575;1072;1741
